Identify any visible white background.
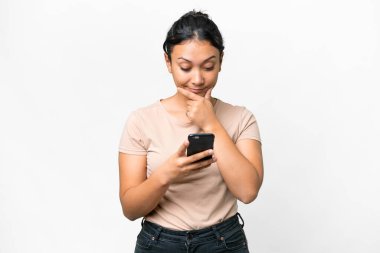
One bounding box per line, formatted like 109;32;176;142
1;0;379;252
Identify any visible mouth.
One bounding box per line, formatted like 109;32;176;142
187;88;205;95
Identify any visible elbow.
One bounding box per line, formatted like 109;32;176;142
122;207;140;221
239;191;258;204
120;192;141;221
120;198;141;221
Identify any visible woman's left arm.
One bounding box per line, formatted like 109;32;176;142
209;123;264;204
178;87;264;203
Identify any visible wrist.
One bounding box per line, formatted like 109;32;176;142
202;120;223;133
151;168;171;188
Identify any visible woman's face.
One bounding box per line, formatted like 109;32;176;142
165;39;222;97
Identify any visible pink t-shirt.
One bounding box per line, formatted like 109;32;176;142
119;99;261;230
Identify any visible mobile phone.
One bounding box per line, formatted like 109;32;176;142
187;133;215;162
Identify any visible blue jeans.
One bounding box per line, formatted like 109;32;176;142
134;213;250;253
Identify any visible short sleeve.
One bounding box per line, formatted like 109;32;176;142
118;112;148;155
237;108;261;143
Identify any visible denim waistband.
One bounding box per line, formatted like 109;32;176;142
140;213;245;243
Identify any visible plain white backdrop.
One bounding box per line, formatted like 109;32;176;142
1;0;379;252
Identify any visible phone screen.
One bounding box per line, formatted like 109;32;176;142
187;133;215;162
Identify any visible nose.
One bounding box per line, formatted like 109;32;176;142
191;69;204;86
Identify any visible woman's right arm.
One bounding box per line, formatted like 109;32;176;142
118;141;216;221
118;152;170;220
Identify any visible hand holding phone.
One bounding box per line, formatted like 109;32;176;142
186;133;215;162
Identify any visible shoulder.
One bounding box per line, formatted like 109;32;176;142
122;101;162;131
214;99;260;142
215;99;256;120
128;101;161;120
132;101;161;115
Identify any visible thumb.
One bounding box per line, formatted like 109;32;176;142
205;88;212;100
177;140;189;157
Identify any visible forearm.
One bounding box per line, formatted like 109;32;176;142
205;122;262;203
120;172;169;220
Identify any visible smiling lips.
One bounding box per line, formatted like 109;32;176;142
187;88;205;94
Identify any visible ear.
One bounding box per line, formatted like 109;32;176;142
164;53;172;73
219;52;224;72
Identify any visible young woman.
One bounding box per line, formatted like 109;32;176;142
118;10;264;253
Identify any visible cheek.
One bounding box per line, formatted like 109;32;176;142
205;71;219;83
172;71;190;85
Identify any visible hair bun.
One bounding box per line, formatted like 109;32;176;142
182;10;210;19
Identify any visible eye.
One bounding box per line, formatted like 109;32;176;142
204;66;215;71
180;67;191;72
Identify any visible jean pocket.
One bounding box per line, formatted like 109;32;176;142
135;231;153;250
221;227;248;251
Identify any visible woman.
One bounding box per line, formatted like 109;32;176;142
118;10;263;253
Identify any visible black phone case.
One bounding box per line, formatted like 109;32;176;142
187;133;215;162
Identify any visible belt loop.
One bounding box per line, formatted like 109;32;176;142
212;225;221;240
141;217;146;227
237;212;245;228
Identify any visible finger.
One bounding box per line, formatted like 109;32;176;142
186;105;194;116
177;87;201;101
177;140;189;157
188;149;214;163
186;157;215;171
205;88;212;100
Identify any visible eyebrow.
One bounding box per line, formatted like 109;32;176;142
177;55;216;63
